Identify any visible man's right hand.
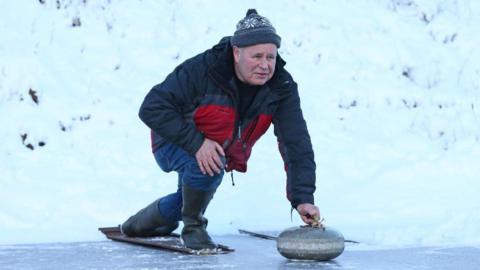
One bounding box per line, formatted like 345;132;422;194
296;203;321;226
195;138;225;176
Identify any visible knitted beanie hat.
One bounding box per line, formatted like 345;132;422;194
231;9;281;48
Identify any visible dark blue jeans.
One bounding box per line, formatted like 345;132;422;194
153;142;224;224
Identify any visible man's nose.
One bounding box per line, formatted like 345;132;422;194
259;58;268;70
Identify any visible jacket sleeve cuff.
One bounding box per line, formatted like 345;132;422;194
290;193;315;209
183;133;205;156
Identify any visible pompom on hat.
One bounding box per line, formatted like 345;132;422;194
231;9;281;48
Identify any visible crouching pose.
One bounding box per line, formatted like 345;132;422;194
122;9;319;250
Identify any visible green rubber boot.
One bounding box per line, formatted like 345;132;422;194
181;185;217;250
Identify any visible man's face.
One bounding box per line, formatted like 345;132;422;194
233;43;277;86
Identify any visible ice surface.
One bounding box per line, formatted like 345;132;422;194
0;235;479;270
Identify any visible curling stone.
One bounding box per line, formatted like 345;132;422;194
276;226;345;261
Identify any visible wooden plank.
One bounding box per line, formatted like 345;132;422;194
99;226;234;254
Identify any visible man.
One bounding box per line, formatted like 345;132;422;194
121;9;319;250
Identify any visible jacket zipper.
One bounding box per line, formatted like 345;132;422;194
208;72;261;174
208;72;240;150
208;72;241;186
237;121;247;161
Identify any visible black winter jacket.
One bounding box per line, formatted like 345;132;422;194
139;37;316;208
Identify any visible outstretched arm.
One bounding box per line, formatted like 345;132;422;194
272;74;317;220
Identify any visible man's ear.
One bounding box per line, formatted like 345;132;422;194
233;46;241;63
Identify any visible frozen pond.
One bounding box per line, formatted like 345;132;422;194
1;234;479;270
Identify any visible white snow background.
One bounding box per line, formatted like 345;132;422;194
1;0;479;248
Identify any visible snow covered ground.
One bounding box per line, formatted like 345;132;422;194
1;0;479;249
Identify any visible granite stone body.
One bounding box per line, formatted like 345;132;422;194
276;226;345;261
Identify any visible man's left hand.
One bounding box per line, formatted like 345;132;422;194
296;203;321;226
